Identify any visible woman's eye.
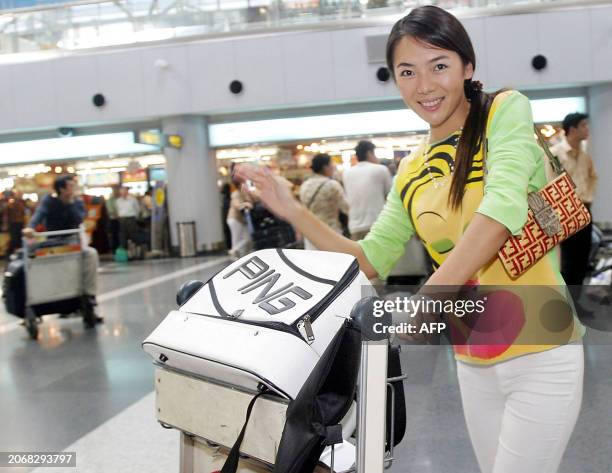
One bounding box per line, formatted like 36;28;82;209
399;70;414;77
434;64;448;71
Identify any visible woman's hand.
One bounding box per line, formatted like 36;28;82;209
234;165;301;222
235;164;377;279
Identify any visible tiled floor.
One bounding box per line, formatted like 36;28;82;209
0;256;610;473
0;256;229;471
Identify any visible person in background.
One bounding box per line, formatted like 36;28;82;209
3;190;27;256
24;176;102;325
221;182;233;250
106;186;120;252
299;153;349;250
89;195;111;255
549;113;598;313
116;186;140;249
342;140;392;240
24;198;37;219
140;189;153;220
138;189;153;252
226;176;253;259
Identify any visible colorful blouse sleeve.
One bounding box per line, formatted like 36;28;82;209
476;91;543;235
357;178;415;279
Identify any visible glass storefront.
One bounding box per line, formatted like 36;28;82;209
213;119;572;192
0;154;166;202
215;134;424;190
0;141;167;258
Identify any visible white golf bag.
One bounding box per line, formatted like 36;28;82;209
143;248;379;472
143;248;371;399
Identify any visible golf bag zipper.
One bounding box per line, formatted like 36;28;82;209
296;315;315;344
292;259;359;343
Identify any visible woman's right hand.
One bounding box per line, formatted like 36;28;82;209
234;165;301;222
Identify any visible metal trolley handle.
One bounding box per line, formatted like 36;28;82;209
31;228;83;237
329;372;407;473
24;226;87;251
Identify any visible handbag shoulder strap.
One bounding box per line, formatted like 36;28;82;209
533;126;565;176
306;179;330;210
481;95;493;182
481;93;565;179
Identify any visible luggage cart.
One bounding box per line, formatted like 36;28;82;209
21;227;94;339
146;249;406;473
154;334;404;473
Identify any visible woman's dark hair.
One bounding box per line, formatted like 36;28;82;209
311;153;331;174
386;5;503;210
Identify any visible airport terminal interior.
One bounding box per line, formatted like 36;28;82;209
1;256;611;473
1;0;612;472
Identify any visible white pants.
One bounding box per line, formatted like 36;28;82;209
457;343;584;473
226;218;251;256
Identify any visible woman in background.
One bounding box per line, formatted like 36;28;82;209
299;153;349;249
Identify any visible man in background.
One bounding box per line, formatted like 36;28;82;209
550;113;598;313
3;190;27;256
25;176;102;325
106;186;120;252
116;186;140;249
342;140;392;240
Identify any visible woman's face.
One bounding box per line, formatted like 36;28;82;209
392;35;473;137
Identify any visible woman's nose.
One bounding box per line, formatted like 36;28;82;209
416;73;435;95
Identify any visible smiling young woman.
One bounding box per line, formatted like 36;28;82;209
391;36;472;141
235;6;584;473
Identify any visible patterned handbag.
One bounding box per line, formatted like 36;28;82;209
484;126;592;279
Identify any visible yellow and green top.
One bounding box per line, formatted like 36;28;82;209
359;90;585;365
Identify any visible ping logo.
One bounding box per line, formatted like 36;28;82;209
223;256;312;315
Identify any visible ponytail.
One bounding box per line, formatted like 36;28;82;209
449;81;506;210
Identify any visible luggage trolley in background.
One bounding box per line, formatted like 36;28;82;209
143;249;407;473
3;227;95;339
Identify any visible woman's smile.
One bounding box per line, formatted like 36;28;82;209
418;96;445;113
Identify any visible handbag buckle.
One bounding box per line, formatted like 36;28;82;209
528;193;562;237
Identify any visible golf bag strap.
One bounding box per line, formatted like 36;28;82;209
220;389;267;473
319;423;343;446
